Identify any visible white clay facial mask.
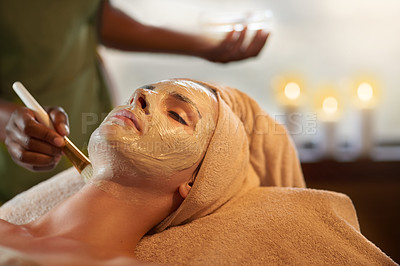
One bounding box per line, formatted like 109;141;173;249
88;80;217;189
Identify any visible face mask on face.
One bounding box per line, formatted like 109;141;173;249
88;80;217;188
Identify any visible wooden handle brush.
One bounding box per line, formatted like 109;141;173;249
12;81;93;182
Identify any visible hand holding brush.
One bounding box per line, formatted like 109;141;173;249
6;82;92;181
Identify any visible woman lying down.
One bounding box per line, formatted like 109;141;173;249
0;79;396;265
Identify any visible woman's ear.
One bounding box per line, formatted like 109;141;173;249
178;182;193;199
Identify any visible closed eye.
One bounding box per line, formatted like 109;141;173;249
168;111;188;126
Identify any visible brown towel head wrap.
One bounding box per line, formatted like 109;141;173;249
153;79;304;232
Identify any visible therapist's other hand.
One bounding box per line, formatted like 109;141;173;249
200;28;269;63
5;106;70;172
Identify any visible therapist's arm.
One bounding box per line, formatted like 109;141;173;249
98;0;269;63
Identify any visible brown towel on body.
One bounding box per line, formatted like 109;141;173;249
135;80;394;265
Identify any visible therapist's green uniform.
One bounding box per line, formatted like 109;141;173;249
0;0;112;202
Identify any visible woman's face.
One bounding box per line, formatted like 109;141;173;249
88;80;218;189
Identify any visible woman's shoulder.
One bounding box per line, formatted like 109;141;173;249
0;219;31;242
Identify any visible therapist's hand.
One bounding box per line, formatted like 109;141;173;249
5;106;69;172
199;28;270;63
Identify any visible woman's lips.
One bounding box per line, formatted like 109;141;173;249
112;109;142;132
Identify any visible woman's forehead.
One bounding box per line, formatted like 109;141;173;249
152;80;215;99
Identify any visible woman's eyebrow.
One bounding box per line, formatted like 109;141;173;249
169;92;202;119
140;85;155;90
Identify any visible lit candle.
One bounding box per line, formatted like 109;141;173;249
320;96;339;158
357;82;374;158
283;82;301;137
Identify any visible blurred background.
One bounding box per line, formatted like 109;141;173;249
102;0;400;261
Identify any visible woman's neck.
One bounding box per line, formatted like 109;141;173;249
26;180;174;254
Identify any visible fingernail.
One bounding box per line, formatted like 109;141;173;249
62;124;70;136
54;136;65;147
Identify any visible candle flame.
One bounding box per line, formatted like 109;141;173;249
322;96;338;114
357;82;373;102
284;82;301;100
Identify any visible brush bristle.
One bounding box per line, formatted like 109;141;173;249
81;164;93;183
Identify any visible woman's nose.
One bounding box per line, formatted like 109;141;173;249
135;89;150;115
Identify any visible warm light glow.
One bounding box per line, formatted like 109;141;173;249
357;82;373;102
322;96;338;114
284;82;301;100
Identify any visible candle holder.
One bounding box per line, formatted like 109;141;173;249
273;76;305;144
313;88;342;160
283;82;302;137
320;96;340;159
355;82;376;159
